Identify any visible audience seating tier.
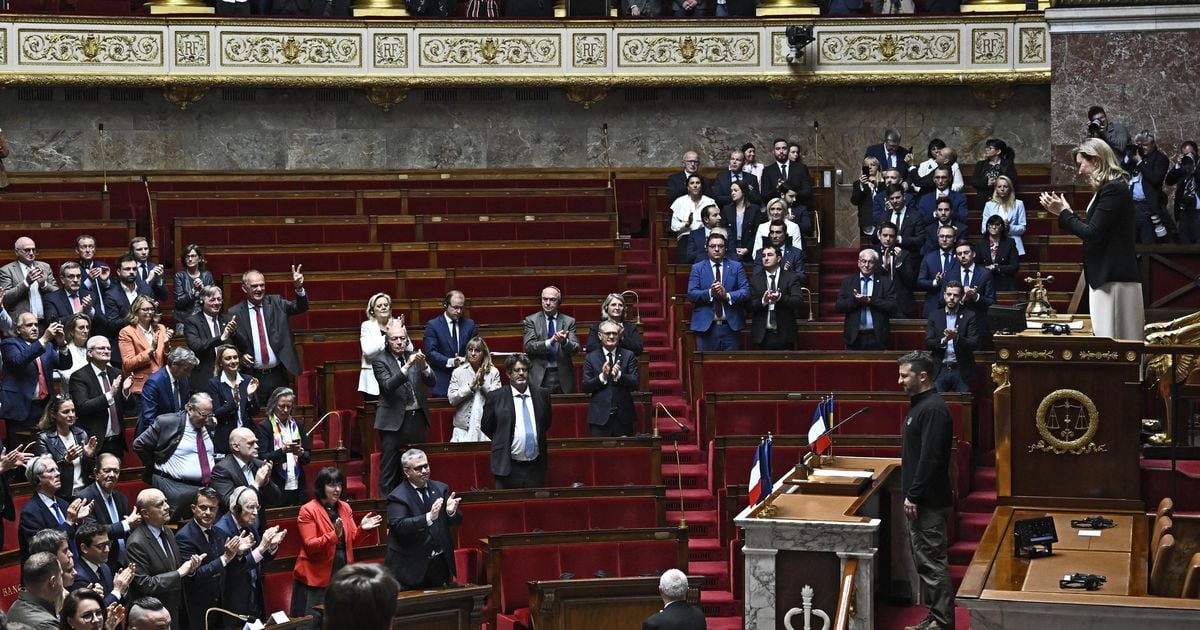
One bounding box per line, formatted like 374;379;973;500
0;220;134;252
0;192;111;221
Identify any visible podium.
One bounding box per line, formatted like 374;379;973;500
991;333;1143;506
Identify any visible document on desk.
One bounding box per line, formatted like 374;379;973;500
810;469;872;479
1078;530;1102;537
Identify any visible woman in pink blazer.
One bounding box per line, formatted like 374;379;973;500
118;295;170;396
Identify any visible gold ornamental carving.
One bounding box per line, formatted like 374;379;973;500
1030;389;1106;455
572;34;606;68
1016;349;1054;360
373;34;408;68
19;30;162;66
1019;27;1046;64
971;84;1012;109
971;28;1007;64
565;86;608;109
619;34;758;67
174;31;209;67
222;34;361;67
162;85;207;110
0;31;6;65
420;35;560;67
818;31;958;64
365;86;408;112
1078;350;1119;361
991;363;1010;388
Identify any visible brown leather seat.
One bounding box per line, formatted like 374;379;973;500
1150;515;1174;569
1182;552;1200;599
1150;533;1176;596
1157;497;1175;519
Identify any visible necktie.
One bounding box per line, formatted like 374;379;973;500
172;380;181;412
211;316;220;338
942;252;951;275
608;352;616;376
140;263;148;282
203;528;213;546
451;320;459;353
50;500;65;525
35;353;49;399
419;487;431;510
27;266;43;318
158;531;173;565
781;163;788;179
518;393;536;460
101;370;120;437
860;277;871;327
733;172;740;181
254;305;270;366
767;274;777;330
547;316;557;368
713;263;725;320
893;210;901;225
963;268;971;287
105;494;126;558
70;293;81;313
197;428;211;485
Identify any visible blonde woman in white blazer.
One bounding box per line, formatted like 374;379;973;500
358;293;409;401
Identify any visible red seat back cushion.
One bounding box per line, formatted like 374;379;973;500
497;546;560;613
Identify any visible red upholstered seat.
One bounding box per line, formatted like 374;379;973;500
263;571;294;617
0;562;21;610
606;450;654;486
523;501;588;533
274;518;303;559
496;545;560;614
559;542;618;579
545;451;593;487
436;453;484;492
618;540;679;577
588;498;659;530
454;503;526;551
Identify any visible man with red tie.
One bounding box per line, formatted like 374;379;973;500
69;336;136;459
229;266;309;406
1;313;71;433
44;262;96;325
133;392;217;522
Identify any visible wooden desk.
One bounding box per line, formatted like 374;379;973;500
528;576;702;630
393;585;491;630
959;506;1200;629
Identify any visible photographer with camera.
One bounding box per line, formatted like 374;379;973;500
1167;141;1200;244
1086;105;1131;157
1123;130;1172;243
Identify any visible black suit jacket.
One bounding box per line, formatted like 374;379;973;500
79;482;133;569
208;374;261;455
384;479;461;587
711;170;760;207
581;348;638;428
127;524;184;630
18;493;76;562
70;558;120;605
834;273;898;348
102;280;154;332
481;385;553;478
926;308;980;383
36;427;94;500
1125;149;1169;210
210;454;283;510
183;312;232;392
974;238;1020;292
214;512;270;619
876;246;919;319
229;293;310;376
175;519;228;630
642;600;708;630
70;363;134;448
44;288;95;325
720;203;764;257
666;171;708;203
254;417;312;505
747;269;804;347
372;351;435;431
761;160;813;203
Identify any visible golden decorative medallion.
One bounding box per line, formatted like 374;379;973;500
1126;351;1138;362
81;34;100;61
998;348;1010;360
818;30;958;65
282;36;300;63
679;36;697;62
1062;350;1073;361
1029;389;1107;455
480;38;498;63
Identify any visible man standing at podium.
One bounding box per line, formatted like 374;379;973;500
897;351;954;630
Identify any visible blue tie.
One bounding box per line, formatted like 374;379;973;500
106;494;126;559
546;317;558;369
518;393;537;460
942;252;951;275
50;501;65;525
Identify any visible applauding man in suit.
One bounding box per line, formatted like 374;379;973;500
229;266;309;406
482;354;553;489
385;449;461;590
835;249;898;351
70;336;134;459
582;321;640;437
373;322;435;497
748;244;805;350
687;232;750;351
523;286;580;395
424;290;477;398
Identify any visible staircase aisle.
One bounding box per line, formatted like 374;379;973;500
625;238;743;629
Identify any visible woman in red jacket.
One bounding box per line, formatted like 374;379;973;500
291;467;383;618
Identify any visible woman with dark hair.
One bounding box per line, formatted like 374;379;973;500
57;313;92;390
669;174;717;263
172;244;215;328
36;396;97;499
976;215;1021;292
256;386;313;506
210;343;260;456
742;142;764;181
971;138;1019;210
447;336;501;443
292;466;383;619
721;179;762;260
585;292;644;356
61;588;124;630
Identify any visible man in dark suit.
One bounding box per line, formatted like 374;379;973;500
1;313;71;429
873;169;917;226
877;222;920;319
687;232;750;351
373;323;435;497
175;486;246;630
684;205;725;265
213;486;286;623
423;290;477;398
865;129;910;173
752;220;806;278
711;149;760;207
18;455;90;562
835;249;898;350
1167;141;1200;243
582;321;640;437
1125;130;1172;243
44;262;97;325
481;354;553;489
918;224;960;315
127;487;206;630
71;521;134;605
0;438;32;551
760;138;813;205
128;237;168;303
522;286;580;394
747;244;805;351
948;240;995;340
229;266;309;406
876;184;926;256
917;168;969;225
0;236;59;323
79;453;139;569
136;347;198;438
184;286;236;393
211;427;283;509
642;568;706;630
75;235;112;331
102;255;156;336
666;150;706;203
133;393;217;520
925;281;979;394
385;448;461;590
920;198;967;257
70;337;135;459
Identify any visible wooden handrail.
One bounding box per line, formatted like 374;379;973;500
834;557;858;630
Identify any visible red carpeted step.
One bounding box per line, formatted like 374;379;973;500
688;537;726;562
650;360;678;380
662;444;704;465
957;490;997;514
688;560;730;591
628;274;658;290
972;466;996;493
949;540;980;566
667;509;718;539
670;488;717;512
703;616;743;630
662;463;708;489
644;331;670;346
650;378;684;397
956;512;993;541
700;590;742;618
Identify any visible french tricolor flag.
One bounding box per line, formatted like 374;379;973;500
748;438;773;505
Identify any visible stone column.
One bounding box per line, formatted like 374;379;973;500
742;546;778;630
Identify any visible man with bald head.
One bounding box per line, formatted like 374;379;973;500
133;392;218;520
523;286;580;394
126;488;205;630
211;426;282;509
229;266;309;406
666;149;708;203
0;236;59;323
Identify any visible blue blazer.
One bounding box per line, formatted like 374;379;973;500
864;143;910;171
711;170;760;207
944;265;996;330
18;493;76;562
44;288;96;325
176;518;229;630
136;367;188;438
683;228;715;265
872;190;917;226
918;191;970;225
917;249;958;315
79;481;132;570
423;315;477;397
70;558;119;605
687;258;750;333
208;374;261;455
102;279;156;332
0;337;71;425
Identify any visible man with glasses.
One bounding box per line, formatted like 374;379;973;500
71;337;136;460
1;312;71;430
72;521;135;605
688;232;749;351
583;320;640;437
127;488;206;630
175;486;252;630
214;486;287;623
835;249;898;351
0;236;59;324
79;453;140;568
18;455;93;563
133;392;218;521
385;449;462;590
45;262;96;325
667;150;708;203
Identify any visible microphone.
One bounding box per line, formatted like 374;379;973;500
790;403;871;450
655;402;690;434
206;607;253;630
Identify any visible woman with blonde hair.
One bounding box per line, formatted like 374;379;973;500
980;175;1027;256
447;336;501;442
585;292;643;356
118;295;170;403
750;197;803;260
1040;138;1143;340
851;156;884;236
358;292;400;403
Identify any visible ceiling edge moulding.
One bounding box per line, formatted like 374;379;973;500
1045;4;1200;34
0;16;1050;87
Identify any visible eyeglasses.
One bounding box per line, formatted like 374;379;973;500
408;463;431;471
77;610;105;622
683;160;699;164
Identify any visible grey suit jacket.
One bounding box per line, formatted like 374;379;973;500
522;311;580;394
0;260;59;317
127;524;185;630
372;351;435;431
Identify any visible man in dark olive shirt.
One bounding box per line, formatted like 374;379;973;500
897;350;954;630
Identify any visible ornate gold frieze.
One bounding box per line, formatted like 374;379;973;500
565;85;608;109
419;35;560;67
1015;349;1054;360
1078;350;1119;361
373;33;408;68
1030;389;1106;455
572;33;606;68
0;31;6;65
365;86;408;111
19;29;163;66
818;30;959;64
1018;27;1046;64
174;31;209;67
971;28;1007;64
222;33;361;67
618;33;758;67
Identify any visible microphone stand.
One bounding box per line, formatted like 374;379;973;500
655;402;689;529
98;123;108;195
206;607;253;630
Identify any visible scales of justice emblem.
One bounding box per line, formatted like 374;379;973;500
1029;388;1107;455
